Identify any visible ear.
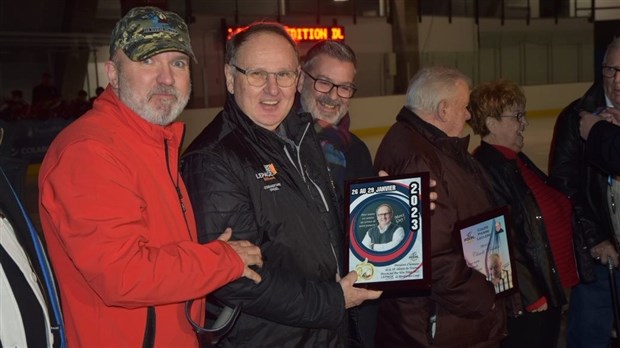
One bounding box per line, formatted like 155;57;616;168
485;116;497;131
296;70;305;93
104;60;119;89
224;64;235;94
437;99;449;122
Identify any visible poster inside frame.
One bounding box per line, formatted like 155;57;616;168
344;173;431;291
456;206;518;297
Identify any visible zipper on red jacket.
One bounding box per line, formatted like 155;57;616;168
164;139;192;240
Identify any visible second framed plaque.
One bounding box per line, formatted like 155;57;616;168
344;173;431;291
456;206;518;297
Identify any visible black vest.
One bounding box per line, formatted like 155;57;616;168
367;223;399;245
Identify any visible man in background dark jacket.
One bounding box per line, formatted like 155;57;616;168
548;37;620;348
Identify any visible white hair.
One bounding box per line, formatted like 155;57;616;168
406;66;471;113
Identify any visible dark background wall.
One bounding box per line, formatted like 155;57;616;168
0;0;111;102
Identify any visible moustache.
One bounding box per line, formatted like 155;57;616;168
317;94;341;108
148;86;178;100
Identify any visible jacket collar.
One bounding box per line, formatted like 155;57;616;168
579;81;608;112
224;92;313;145
281;93;313;144
396;106;471;156
487;142;519;160
475;141;546;179
95;85;185;149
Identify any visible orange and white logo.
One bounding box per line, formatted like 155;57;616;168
255;163;277;180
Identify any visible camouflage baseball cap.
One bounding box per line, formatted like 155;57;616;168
110;6;196;62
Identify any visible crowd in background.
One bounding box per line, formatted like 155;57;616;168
0;76;104;122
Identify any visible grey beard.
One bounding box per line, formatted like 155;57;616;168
117;79;190;126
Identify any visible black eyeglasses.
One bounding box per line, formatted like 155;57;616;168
500;111;527;123
302;69;357;99
602;66;620;78
230;64;299;87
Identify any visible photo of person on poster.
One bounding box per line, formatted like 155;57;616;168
360;203;405;252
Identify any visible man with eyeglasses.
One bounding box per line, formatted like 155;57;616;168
549;36;620;348
181;23;381;347
298;40;373;200
297;40;379;348
360;203;405;251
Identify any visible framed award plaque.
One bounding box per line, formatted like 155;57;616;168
344;173;431;291
456;206;518;296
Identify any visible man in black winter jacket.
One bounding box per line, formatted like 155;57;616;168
181;23;380;347
548;36;620;348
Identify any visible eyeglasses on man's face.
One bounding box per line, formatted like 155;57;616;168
377;212;392;218
302;69;357;99
602;66;620;79
500;111;527;123
230;64;299;87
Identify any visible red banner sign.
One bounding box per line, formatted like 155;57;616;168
226;26;345;42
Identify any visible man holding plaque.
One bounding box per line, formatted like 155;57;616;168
182;23;381;346
373;66;506;347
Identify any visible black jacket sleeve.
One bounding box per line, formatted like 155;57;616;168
345;134;376;180
548;103;610;282
585;121;620;175
549;104;607;248
181;150;345;328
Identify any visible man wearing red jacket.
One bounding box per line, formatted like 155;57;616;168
38;7;262;347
